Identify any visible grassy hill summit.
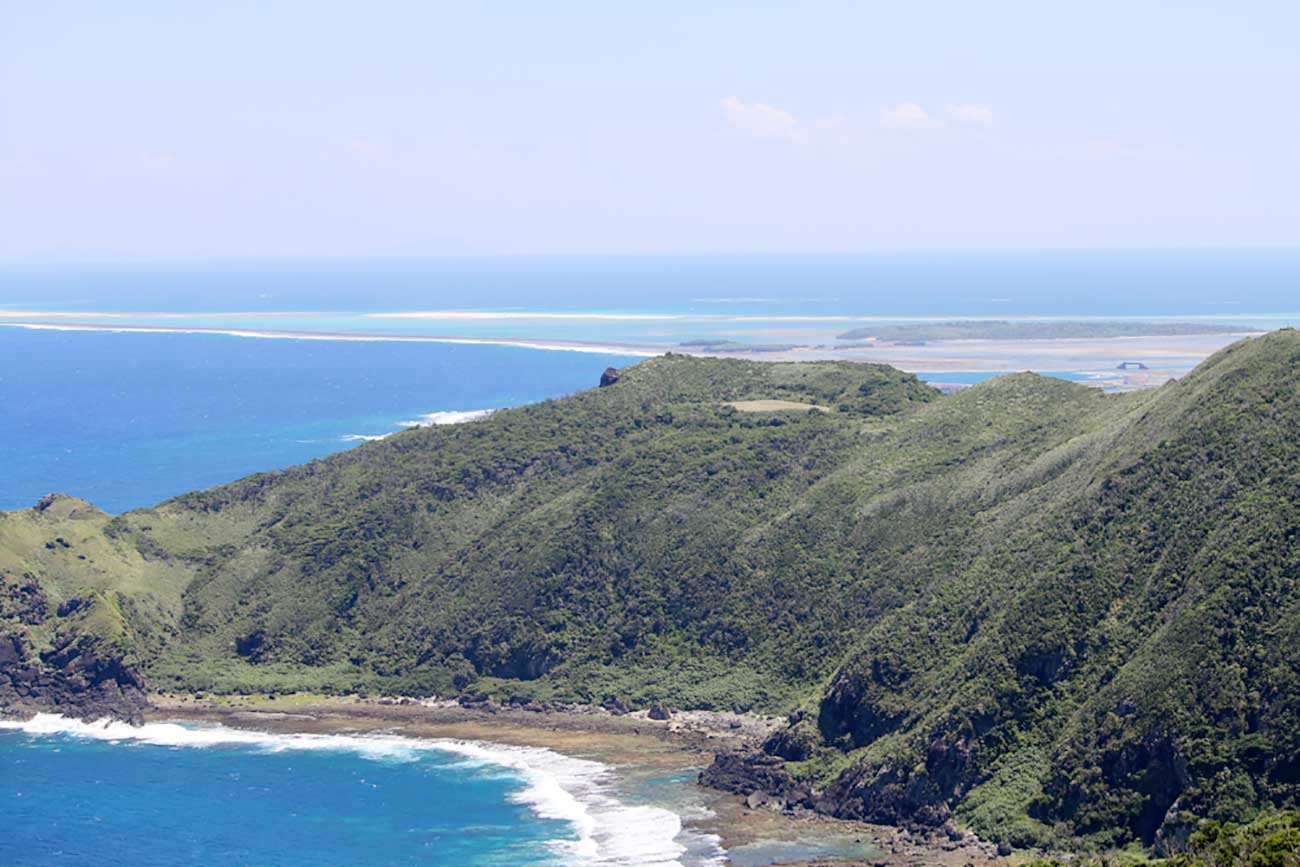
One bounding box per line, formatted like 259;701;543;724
3;334;1299;853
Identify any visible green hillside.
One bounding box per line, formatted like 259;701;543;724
3;335;1299;852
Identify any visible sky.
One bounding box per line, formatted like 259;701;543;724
1;1;1298;261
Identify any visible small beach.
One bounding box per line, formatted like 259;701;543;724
145;694;1005;866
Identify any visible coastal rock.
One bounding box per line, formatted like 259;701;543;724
1;575;146;724
820;734;971;828
745;791;786;811
762;721;817;761
699;749;813;808
229;711;318;723
599;367;621;387
1;635;148;724
0;634;25;666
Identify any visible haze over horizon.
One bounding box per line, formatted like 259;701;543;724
3;1;1299;263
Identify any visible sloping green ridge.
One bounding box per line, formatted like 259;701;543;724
2;337;1298;851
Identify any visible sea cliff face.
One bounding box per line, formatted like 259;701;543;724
0;575;148;723
0;494;172;723
3;335;1299;850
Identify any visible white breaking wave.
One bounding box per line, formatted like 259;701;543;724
396;408;495;428
341;408;495;443
0;713;723;866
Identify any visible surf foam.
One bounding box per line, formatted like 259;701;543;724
341;408;495;443
0;714;722;866
396;408;495;428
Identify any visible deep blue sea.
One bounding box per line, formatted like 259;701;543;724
0;329;636;513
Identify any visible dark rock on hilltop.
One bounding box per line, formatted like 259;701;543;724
34;493;62;512
598;366;621;387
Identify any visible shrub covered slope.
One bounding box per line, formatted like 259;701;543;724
3;335;1298;849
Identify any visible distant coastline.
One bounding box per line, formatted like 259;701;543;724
0;320;665;357
0;316;1270;374
834;318;1258;341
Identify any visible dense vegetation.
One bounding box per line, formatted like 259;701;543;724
2;335;1298;854
836;320;1253;342
1028;811;1300;866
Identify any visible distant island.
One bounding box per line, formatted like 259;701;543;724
836;319;1259;342
4;331;1299;864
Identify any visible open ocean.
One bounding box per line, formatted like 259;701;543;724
4;250;1299;317
2;252;1298;865
0;329;637;514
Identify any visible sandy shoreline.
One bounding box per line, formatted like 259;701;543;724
0;321;666;357
144;694;1007;866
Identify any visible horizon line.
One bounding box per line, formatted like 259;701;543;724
4;244;1300;269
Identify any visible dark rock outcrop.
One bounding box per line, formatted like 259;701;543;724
821;734;972;828
699;749;814;809
0;634;26;666
0;633;148;724
763;722;817;761
599;367;621;387
603;698;630;716
1039;732;1190;844
34;493;62;512
648;703;672;721
2;576;49;625
0;577;148;724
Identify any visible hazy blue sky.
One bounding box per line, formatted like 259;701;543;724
2;2;1297;261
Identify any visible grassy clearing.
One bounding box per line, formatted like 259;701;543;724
724;399;832;413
